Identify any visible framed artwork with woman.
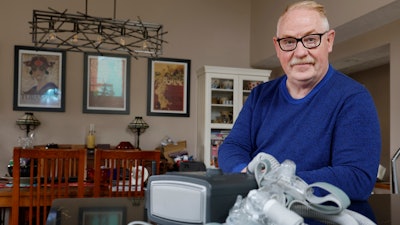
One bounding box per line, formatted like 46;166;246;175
13;45;66;112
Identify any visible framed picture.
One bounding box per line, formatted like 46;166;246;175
13;45;66;112
83;52;130;114
79;207;126;225
147;57;191;117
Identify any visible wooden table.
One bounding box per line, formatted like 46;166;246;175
0;181;104;225
0;183;96;208
0;178;148;207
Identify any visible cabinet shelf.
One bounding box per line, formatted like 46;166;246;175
212;88;234;92
210;123;233;129
197;66;271;168
211;104;233;107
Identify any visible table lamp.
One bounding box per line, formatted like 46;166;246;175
16;112;41;137
128;116;149;149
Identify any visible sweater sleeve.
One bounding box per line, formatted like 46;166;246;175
218;91;257;173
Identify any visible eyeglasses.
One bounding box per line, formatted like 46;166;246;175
276;31;329;51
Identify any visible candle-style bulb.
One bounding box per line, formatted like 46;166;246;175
87;124;96;149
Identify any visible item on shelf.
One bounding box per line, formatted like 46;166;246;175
17;136;34;149
219;97;228;104
220;110;231;117
163;140;187;164
8;158;38;177
222;80;233;89
116;141;135;149
160;136;176;146
86;124;96;149
213;116;222;123
212;97;219;104
211;79;220;88
45;143;59;149
220;111;232;123
247;81;262;90
96;144;111;149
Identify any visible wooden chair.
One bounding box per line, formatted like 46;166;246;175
93;149;161;197
11;147;86;225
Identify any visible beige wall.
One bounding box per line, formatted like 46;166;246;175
0;0;252;175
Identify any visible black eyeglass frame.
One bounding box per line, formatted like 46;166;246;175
276;31;329;52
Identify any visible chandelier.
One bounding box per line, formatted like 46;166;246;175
29;0;167;58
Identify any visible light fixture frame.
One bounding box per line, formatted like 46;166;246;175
30;8;166;58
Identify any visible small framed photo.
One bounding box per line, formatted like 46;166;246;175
83;52;130;114
147;57;191;117
79;207;126;225
13;45;66;112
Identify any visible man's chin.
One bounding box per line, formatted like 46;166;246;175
288;71;315;83
291;63;314;72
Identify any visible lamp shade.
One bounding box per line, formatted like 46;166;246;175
128;116;149;149
128;116;149;133
16;112;41;137
16;112;40;127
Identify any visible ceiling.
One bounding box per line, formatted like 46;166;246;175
332;45;390;74
263;0;400;74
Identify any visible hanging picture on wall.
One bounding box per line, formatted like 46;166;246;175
83;52;130;114
147;57;191;117
13;45;66;112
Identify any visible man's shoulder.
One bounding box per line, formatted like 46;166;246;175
330;69;366;92
326;70;375;107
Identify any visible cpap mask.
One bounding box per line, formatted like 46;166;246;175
206;153;376;225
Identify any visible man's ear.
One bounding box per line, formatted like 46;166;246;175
326;30;335;53
273;37;282;57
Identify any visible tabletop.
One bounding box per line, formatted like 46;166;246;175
0;181;96;208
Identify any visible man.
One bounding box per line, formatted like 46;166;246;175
218;0;381;201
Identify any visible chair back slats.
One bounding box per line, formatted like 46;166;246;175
93;149;161;197
11;147;86;225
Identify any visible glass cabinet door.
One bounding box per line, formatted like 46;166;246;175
210;78;234;125
210;129;230;167
197;65;271;169
241;79;263;106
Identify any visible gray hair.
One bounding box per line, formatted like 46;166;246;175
277;0;330;35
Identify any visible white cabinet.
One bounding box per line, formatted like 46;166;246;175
196;66;271;168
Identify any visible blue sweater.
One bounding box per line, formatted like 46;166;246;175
218;65;381;201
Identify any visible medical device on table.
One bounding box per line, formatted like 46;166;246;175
137;153;376;225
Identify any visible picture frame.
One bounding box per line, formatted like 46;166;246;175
79;206;126;225
147;57;191;117
83;52;130;114
13;45;66;112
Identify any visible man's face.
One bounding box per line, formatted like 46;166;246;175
273;8;335;86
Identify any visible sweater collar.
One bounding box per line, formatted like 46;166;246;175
280;64;334;103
